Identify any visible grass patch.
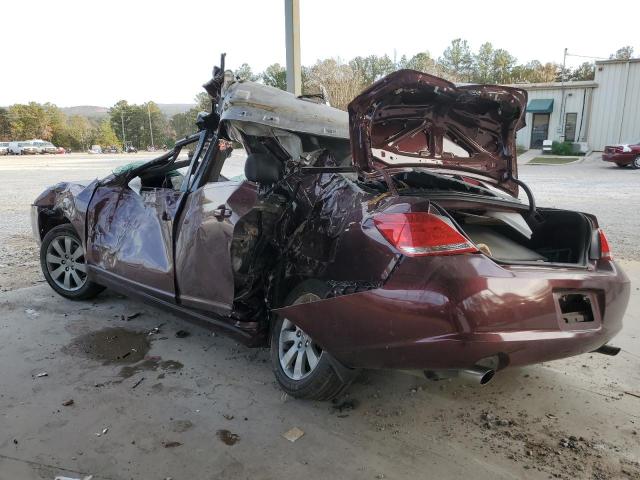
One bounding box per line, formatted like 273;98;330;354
528;156;579;165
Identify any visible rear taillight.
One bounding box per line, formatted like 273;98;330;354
373;212;478;256
598;228;612;260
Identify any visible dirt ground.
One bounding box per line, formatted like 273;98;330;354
0;153;639;479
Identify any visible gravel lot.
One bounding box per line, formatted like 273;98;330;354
0;152;639;479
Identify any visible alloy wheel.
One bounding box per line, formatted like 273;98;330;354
633;156;640;169
45;234;87;291
278;293;323;380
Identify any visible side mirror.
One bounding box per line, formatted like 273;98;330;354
244;153;283;185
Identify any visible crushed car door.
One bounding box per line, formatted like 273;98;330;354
86;134;207;303
174;141;258;315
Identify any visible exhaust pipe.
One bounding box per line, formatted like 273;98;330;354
459;366;496;385
423;365;496;385
593;344;621;356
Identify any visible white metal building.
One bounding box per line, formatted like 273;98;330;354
510;59;640;151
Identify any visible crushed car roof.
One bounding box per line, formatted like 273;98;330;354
219;81;349;139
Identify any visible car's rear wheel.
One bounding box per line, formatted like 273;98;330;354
270;280;355;400
631;156;640;170
40;224;104;300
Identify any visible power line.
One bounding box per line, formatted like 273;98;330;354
566;52;609;60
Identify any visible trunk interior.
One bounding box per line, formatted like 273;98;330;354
380;170;595;267
448;207;593;266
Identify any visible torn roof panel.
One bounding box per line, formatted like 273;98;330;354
220;81;349;139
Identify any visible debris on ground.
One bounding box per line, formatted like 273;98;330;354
131;377;145;389
148;324;164;336
25;308;39;317
121;312;142;321
175;330;190;338
95;427;109;437
217;429;240;445
162;441;183;448
331;398;359;414
34;372;48;378
117;351;131;360
223;414;234;420
282;427;304;443
62;399;74;406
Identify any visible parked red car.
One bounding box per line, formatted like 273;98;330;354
602;142;640;168
31;65;629;400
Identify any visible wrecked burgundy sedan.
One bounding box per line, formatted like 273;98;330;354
32;66;629;400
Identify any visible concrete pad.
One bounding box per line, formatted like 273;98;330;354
1;262;639;479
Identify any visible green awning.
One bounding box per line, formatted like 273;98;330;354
526;99;554;113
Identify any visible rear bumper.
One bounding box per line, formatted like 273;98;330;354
275;256;629;370
602;152;634;164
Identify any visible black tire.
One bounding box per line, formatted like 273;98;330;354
270;280;356;400
631;156;640;170
40;224;104;300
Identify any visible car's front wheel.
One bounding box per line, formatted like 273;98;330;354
40;224;104;300
631;156;640;170
270;280;355;400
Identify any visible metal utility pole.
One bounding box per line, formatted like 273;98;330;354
147;103;155;150
120;110;126;150
559;47;568;141
284;0;301;96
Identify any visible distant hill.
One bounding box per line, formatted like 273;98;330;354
59;103;195;118
60;106;109;118
156;103;196;116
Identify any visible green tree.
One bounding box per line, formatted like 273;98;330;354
171;110;198;140
234;63;259;81
0;108;10;141
110;101;146;149
610;46;634;60
194;92;211;112
569;62;595;81
402;52;437;74
94;118;120;148
262;63;287;90
473;42;494;83
67;115;92;151
306;58;362;110
348;54;395;86
438;38;474;81
490;49;517;84
8;102;48;139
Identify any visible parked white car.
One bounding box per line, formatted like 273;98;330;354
0;142;9;155
8;141;39;155
88;145;103;154
31;140;58;154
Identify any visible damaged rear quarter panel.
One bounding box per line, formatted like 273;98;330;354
279;171;398;286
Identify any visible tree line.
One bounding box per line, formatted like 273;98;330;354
0;41;634;148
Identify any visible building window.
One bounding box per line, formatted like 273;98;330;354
565;113;577;142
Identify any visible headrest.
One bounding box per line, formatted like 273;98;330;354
244;153;284;185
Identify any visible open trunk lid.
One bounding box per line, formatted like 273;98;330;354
347;70;527;197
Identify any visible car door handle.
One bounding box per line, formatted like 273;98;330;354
213;206;232;220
